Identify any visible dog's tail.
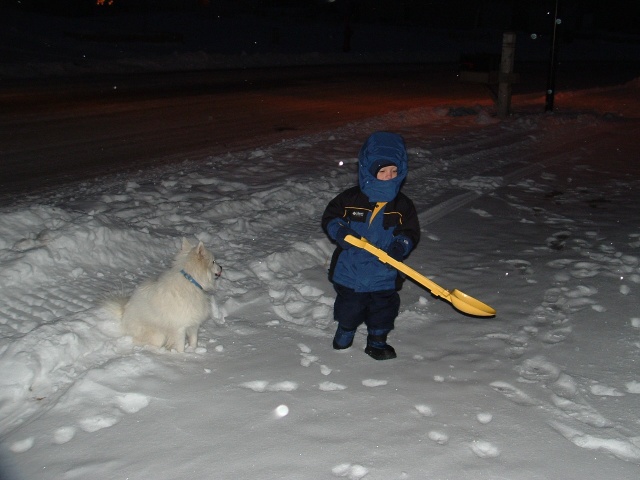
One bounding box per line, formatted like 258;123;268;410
102;295;128;320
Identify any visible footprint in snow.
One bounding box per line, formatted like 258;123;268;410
516;355;561;383
241;380;269;392
428;431;449;445
476;413;493;424
551;394;613;428
565;285;598;299
531;304;568;327
589;384;625;397
269;381;298;392
320;364;332;376
470;208;492;218
547;258;575;269
546;231;571;250
550;373;579;399
319;381;346;391
550;420;640;463
298;343;332;375
626;381;640;393
541;326;572;344
415;404;435;417
9;437;35;453
485;332;528;358
511;362;606;426
79;414;119;433
332;463;369;479
485;332;528;347
300;353;319;367
470;440;500;458
240;380;298;392
564;296;598;313
570;262;600;279
500;258;534;276
490;381;539;406
362;379;387;387
53;426;77;444
115;392;150;414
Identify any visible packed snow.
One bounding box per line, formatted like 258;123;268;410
2;7;640;480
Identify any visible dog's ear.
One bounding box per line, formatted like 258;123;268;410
196;241;206;258
181;237;193;252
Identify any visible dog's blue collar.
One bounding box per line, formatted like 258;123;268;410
180;269;204;290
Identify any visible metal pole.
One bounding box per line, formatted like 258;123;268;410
545;0;561;112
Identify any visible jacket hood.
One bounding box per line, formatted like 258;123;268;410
358;132;408;202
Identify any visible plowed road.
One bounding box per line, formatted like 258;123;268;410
1;62;634;199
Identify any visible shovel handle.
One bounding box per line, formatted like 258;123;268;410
344;235;451;299
343;235;496;317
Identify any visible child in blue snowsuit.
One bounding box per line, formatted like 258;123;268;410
322;132;420;360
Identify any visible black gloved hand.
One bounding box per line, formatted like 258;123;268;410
387;240;405;262
335;225;359;250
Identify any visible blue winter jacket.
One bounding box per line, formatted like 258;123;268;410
321;132;420;292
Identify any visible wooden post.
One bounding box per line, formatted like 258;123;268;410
497;32;516;119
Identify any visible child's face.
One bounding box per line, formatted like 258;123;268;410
376;165;398;181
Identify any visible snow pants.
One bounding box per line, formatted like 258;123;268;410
333;283;400;332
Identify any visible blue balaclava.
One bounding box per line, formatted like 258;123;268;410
358;132;408;202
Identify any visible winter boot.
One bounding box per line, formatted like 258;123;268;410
333;325;357;350
364;329;396;360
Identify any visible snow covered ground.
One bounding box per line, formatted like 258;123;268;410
2;79;640;479
2;7;640;480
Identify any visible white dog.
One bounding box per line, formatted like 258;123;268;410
107;238;222;352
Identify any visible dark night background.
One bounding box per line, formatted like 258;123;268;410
2;0;639;79
3;1;639;38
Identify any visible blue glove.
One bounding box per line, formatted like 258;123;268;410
335;225;359;250
387;240;405;261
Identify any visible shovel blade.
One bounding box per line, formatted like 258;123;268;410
449;289;496;317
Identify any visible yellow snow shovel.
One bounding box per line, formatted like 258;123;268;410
344;235;496;317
